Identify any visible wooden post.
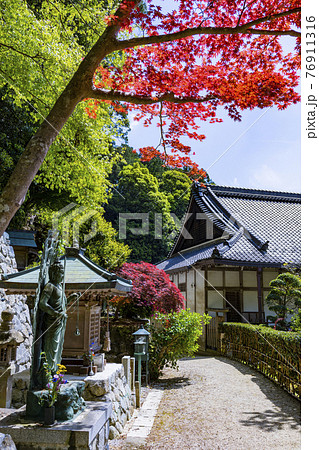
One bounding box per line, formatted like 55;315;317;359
122;356;131;388
130;357;135;391
135;381;140;408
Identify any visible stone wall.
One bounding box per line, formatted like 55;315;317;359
11;370;29;408
0;432;16;449
0;233;32;373
82;361;135;440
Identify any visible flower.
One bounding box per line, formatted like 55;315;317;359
39;352;68;407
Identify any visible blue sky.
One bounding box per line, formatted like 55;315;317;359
128;102;301;193
127;24;301;194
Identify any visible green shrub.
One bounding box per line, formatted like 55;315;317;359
291;308;301;332
219;322;301;398
148;309;210;381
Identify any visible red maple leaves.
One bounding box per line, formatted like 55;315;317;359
91;0;301;178
111;261;185;318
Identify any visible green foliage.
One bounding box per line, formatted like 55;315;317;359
36;102;129;210
34;207;130;270
0;87;38;191
105;162;176;263
0;0;121;110
148;309;211;381
219;322;301;397
159;170;192;219
1;0;129;212
0;1;132;266
83;214;131;270
291;308;301;332
265;272;301;325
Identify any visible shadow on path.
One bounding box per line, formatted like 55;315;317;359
239;408;300;432
212;356;301;432
152;376;192;390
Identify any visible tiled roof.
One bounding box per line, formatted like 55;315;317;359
0;247;132;295
7;230;37;248
157;184;301;272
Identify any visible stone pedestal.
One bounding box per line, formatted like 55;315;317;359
0;401;112;450
26;381;85;422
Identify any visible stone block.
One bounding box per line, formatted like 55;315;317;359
0;401;112;450
1;245;8;258
120;412;127;427
87;381;107;398
120;396;129;413
0;432;16;449
115;421;123;434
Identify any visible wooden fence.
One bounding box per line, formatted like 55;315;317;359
219;323;301;399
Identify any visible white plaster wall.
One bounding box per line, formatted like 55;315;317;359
195;269;206;349
186;269;195;311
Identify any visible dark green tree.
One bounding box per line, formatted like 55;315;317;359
105;162;176;263
159;170;192;219
265;272;301;328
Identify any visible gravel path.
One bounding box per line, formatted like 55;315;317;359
110;356;301;450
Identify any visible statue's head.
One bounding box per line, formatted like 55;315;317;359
48;260;64;283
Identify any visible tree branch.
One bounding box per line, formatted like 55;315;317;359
0;43;45;61
115;7;301;50
89;87;218;105
246;29;299;36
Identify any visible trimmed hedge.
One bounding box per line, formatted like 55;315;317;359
219;322;301;399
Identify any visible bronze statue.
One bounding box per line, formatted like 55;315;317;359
39;260;78;374
26;232;85;421
29;232;78;389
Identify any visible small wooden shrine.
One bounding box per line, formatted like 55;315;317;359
7;230;38;271
0;247;133;369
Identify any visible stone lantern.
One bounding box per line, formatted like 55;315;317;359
0;309;24;408
133;325;150;386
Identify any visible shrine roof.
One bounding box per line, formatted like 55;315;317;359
7;230;37;248
157;183;301;272
0;247;132;295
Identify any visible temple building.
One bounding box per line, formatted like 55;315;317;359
157;183;301;349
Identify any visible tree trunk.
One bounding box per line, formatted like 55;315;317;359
0;45;111;235
0;88;83;236
0;1;137;237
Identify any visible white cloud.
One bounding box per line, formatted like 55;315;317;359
249;164;299;192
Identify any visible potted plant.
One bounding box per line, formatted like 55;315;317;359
39;353;68;425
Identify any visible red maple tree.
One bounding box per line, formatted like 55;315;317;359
0;0;301;235
111;261;185;318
